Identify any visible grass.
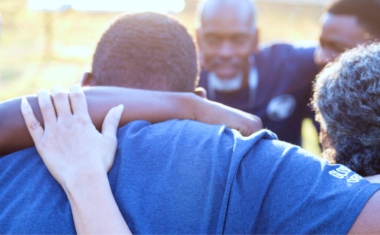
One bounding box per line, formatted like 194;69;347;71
0;0;323;155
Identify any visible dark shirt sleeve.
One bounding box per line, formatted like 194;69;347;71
258;42;319;89
286;42;320;87
284;43;321;135
232;139;380;234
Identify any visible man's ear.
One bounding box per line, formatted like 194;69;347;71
252;28;260;54
194;87;207;99
81;72;98;87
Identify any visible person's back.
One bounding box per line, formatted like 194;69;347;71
1;119;378;234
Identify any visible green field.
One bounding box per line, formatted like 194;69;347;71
0;0;323;155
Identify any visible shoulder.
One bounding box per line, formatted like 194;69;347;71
116;120;235;154
116;121;278;160
0;147;40;169
255;41;319;85
257;40;317;62
237;139;380;234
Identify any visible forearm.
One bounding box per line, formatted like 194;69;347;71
84;87;196;129
0;96;40;156
0;87;197;156
64;172;132;234
0;86;261;156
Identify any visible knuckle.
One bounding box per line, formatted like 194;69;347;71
40;103;54;112
58;117;73;129
53;91;67;100
71;91;84;100
28;120;41;130
106;115;117;124
39;140;49;150
76;115;90;126
24;107;33;115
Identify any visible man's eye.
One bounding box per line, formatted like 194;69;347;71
328;42;347;54
205;36;220;44
232;36;248;45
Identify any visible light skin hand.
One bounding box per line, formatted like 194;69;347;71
21;86;132;234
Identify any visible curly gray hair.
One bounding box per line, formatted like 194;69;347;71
313;43;380;176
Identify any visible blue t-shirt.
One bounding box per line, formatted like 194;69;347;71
199;43;320;146
0;120;378;234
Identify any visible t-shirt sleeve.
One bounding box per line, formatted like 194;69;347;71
234;139;380;234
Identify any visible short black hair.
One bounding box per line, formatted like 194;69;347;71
327;0;380;37
92;12;198;92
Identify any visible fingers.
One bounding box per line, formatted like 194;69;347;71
244;115;263;137
38;89;57;124
253;115;263;130
194;87;208;99
70;86;91;120
52;86;72;118
21;97;44;145
102;105;124;137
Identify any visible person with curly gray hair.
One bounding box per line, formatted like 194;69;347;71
313;43;380;177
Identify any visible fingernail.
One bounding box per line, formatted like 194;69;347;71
114;104;124;118
52;86;63;95
21;97;29;108
70;85;81;94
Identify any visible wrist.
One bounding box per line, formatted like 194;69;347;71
186;93;205;122
62;169;108;195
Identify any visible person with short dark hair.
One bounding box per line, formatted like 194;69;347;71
88;12;198;92
315;0;380;68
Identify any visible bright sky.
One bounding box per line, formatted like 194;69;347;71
28;0;186;13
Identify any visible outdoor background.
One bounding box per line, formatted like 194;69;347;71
0;0;329;155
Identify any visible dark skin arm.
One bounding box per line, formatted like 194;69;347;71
348;189;380;234
0;86;262;156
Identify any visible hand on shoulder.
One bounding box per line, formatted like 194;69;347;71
20;85;123;190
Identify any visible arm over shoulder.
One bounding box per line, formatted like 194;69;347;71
349;187;380;234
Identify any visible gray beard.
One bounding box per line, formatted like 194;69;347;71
208;72;243;92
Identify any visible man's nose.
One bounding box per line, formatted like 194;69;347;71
218;41;234;59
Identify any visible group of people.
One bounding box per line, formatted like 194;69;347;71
1;0;380;233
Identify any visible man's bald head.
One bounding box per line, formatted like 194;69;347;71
196;0;258;81
196;0;257;31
